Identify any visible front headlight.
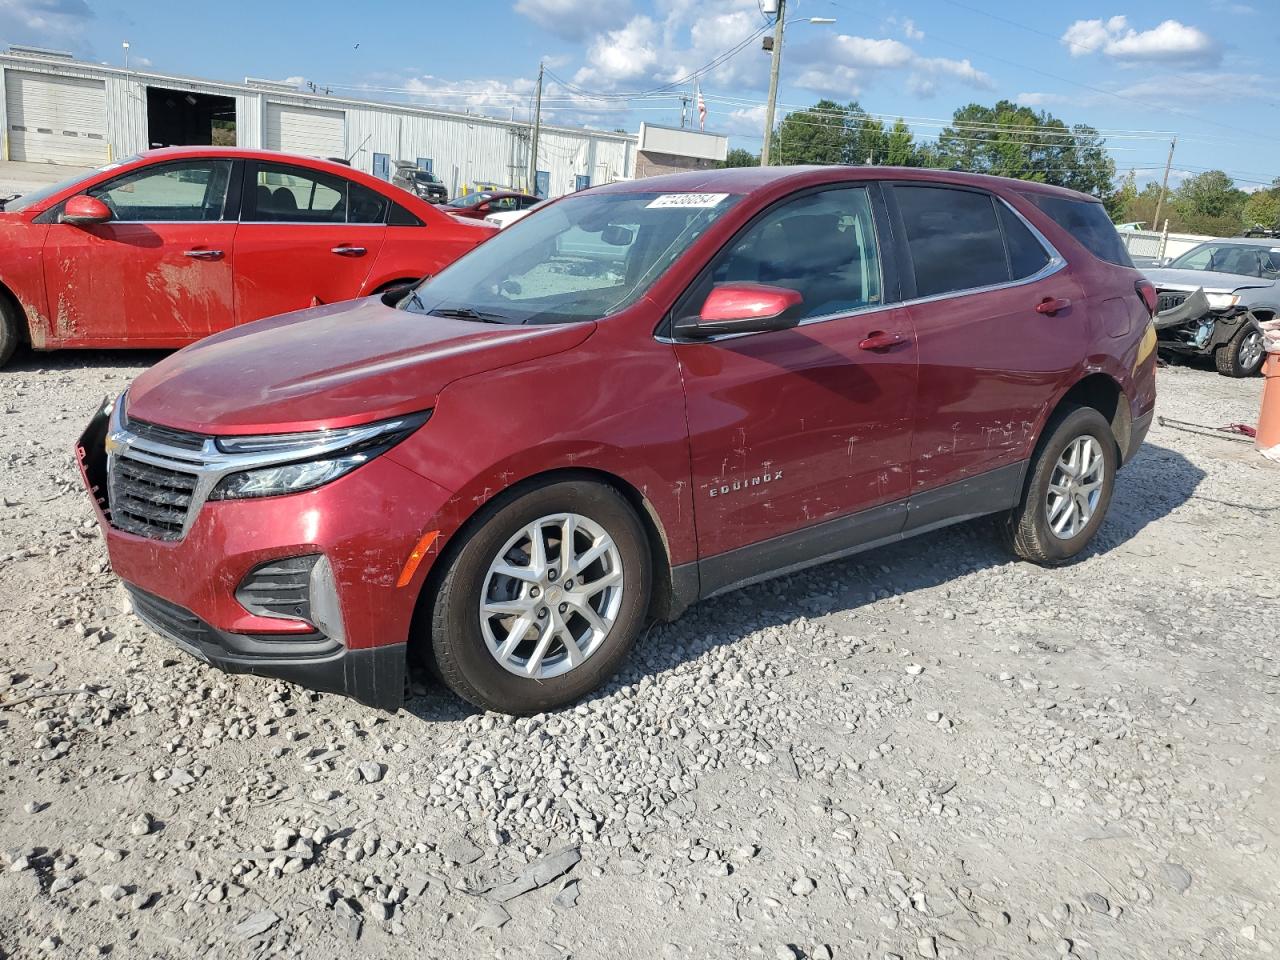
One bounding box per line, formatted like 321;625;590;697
209;411;429;500
1205;292;1240;310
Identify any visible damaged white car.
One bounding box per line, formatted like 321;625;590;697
1146;237;1278;377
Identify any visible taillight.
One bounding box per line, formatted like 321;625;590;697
1135;279;1158;317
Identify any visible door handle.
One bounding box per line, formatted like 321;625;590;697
858;330;906;351
1035;297;1072;316
183;249;223;261
331;245;367;257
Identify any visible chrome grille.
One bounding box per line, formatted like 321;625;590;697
126;418;207;451
1156;291;1188;314
109;456;200;540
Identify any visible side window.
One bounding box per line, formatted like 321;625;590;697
703;187;883;322
999;203;1052;280
895;185;1009;298
1023;193;1133;267
387;203;422;226
1177;246;1214;270
89;160;233;222
246;164;347;223
348;183;389;224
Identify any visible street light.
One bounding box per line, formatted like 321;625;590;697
760;4;836;166
122;41;130;71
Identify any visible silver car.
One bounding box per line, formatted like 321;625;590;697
1145;237;1279;377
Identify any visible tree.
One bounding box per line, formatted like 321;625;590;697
1173;170;1248;235
720;147;758;168
1107;170;1138;221
773;99;854;165
883;119;919;167
935;100;1115;198
1242;188;1280;232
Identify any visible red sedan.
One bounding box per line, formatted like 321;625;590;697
444;190;542;220
0;147;496;366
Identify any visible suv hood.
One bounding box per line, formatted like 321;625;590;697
1144;267;1275;294
125;297;594;434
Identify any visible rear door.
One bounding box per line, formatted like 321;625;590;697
41;158;238;344
232;160;389;323
886;183;1080;498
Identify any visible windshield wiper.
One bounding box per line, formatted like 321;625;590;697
0;194;18;210
428;306;511;324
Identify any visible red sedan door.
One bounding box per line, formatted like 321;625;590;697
40;158;237;345
233;160;388;324
673;184;917;588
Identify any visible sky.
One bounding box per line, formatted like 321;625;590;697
1;0;1276;191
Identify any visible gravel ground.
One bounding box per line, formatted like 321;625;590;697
1;348;1277;960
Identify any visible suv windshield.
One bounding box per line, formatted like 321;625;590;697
1169;243;1280;279
448;192;492;208
406;191;741;325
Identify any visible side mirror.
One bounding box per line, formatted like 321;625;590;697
674;283;804;339
61;194;112;226
476;202;491;214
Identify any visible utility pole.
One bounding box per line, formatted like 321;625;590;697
760;0;786;167
1153;135;1176;231
527;62;544;195
679;94;690;128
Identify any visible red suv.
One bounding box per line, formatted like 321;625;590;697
77;166;1157;715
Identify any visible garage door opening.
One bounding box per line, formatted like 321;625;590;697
146;86;236;148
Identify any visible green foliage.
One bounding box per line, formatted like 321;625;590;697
772;100;924;167
1171;170;1249;235
720;147;759;168
1242;189;1280;232
935;100;1115;197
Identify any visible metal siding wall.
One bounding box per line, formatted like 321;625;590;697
235;93;261;149
104;73;145;159
0;55;638;186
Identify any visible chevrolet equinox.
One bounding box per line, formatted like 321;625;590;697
77;166;1158;715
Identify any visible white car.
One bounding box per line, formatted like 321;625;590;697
484;200;549;229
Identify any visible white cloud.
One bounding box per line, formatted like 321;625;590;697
514;0;632;41
808;32;994;99
1061;16;1220;64
0;0;93;52
573;15;660;88
902;18;925;41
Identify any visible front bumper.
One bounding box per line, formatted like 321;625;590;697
75;402;456;710
1155;293;1254;355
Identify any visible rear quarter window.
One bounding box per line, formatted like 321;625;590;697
1023;193;1133;267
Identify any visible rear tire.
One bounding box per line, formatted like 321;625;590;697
1215;321;1266;378
428;479;651;715
1002;405;1118;566
0;296;21;369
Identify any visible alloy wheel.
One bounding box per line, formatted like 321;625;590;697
1045;435;1105;540
1239;330;1265;372
479;513;624;679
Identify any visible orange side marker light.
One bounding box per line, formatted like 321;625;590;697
396;530;440;588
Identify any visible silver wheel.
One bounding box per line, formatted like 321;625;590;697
1045;435;1105;540
1239;329;1264;371
479;513;624;680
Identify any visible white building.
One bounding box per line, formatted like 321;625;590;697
0;46;637;199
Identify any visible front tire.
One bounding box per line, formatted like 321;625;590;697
0;296;21;368
428;480;651;714
1216;321;1266;378
1002;405;1118;566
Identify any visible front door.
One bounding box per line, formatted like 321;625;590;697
41;158;237;345
233;160;389;323
886;183;1083;492
673;184;917;568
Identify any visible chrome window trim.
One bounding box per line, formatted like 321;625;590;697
659;193;1066;345
104;403;416;539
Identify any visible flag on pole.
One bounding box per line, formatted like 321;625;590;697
696;84;707;131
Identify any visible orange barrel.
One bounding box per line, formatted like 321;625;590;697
1259;352;1280;460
